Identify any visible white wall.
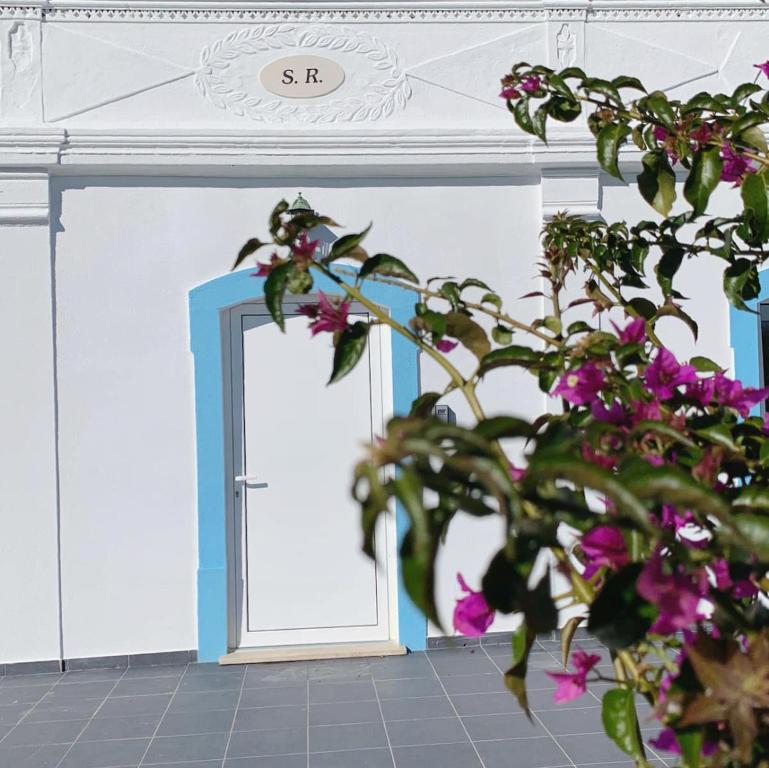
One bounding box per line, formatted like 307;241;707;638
0;221;61;663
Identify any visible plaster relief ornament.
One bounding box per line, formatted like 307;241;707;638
194;24;411;123
555;23;576;68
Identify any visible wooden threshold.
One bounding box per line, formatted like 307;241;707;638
219;640;407;665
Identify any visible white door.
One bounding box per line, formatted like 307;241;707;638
228;300;395;650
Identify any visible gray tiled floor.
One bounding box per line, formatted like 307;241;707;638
0;641;671;768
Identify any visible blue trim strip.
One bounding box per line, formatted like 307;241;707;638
189;269;426;662
729;271;767;416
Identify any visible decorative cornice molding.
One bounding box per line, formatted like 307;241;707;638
0;1;759;24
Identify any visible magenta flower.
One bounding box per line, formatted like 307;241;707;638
630;400;662;423
637;548;708;634
755;60;769;78
252;253;281;277
645;349;697;400
652;125;669;142
651;727;718;757
720;144;756;185
553;362;605;405
690;122;716;148
611;316;646;345
642;454;664;467
520;75;541;93
453;573;495;636
591;399;627;425
581;443;616;471
499;86;521;100
435;339;458;353
712;372;769;416
546;649;601;704
508;463;526;481
580;525;629;579
684;377;716;407
292;231;319;264
297;292;350;336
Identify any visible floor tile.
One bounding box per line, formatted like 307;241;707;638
392;742;482;768
178;673;244;693
157;708;234;736
27;699;103;723
309;680;376;704
461;712;541;741
43;682;115;700
226;757;306;768
557;732;631;764
0;686;51;706
309;721;387;752
370;654;435;681
386;716;467;747
234;705;306;732
308;699;381;726
57;737;149;768
0;703;33;725
143;732;229;763
111;677;179;697
536;705;603;735
307;659;372;681
60;670;124;684
244;664;307;689
2;719;86;746
240;685;306;709
226;727;306;758
380;695;454;722
310;747;393;767
0;743;69;768
0;674;62;689
428;651;497;676
146;762;220;768
440;673;506;695
167;689;239;713
375;677;444;700
475;737;570;768
450;692;521;717
79;714;161;741
121;665;187;679
96;694;172;718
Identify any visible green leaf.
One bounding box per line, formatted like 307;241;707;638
546;96;581;123
583;78;623;106
233;237;267;269
445;312;491;360
567;321;593;335
482;548;526;614
734;485;769;510
532;105;548;142
740;171;769;243
409;392;442;418
627;297;658;319
597;123;632;179
543;315;562;335
460;277;492;292
511;623;530;667
740;125;768;154
512;97;534;134
475;416;533;441
602;689;644;761
588;564;655;649
677;728;704;768
481;343;539;370
491;325;514;345
612;75;646;93
684;147;722;216
269;199;290;239
731;111;768;137
724;258;760;311
732;82;763;103
547;73;575;99
329;321;369;384
327;223;372;263
655;247;684;297
504;625;536;719
733;514;769;559
645;90;676;130
359;253;419;283
263;261;293;331
689;355;723;372
638;151;677;216
481;292;503;309
286;266;313;294
694;423;738;452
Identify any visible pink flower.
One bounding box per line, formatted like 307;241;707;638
435;339;458;353
712;372;769;416
292;231;319;264
580;525;629;579
646;349;697;400
630;400;663;423
509;463;526;481
755;60;769;78
297;292;350;336
520;75;542;93
581;443;616;471
546;649;601;704
652;125;669;142
553;362;605;405
252;253;281;277
685;377;716;407
690;122;716;148
499;86;521;100
637;548;708;634
709;559;733;590
611;316;646;345
642;454;664;467
720;144;756;185
591;399;627;425
453;573;495;636
651;727;718;757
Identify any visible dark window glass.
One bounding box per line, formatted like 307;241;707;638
760;302;769;411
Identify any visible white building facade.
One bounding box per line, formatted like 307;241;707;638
1;0;766;669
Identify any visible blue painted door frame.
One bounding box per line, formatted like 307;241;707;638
730;270;768;404
189;268;426;662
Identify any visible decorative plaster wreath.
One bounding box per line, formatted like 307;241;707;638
194;24;412;123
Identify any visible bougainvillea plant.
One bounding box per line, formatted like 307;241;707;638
234;63;769;766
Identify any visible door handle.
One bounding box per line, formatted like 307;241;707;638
234;475;269;488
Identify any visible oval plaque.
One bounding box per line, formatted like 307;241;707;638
260;55;345;99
